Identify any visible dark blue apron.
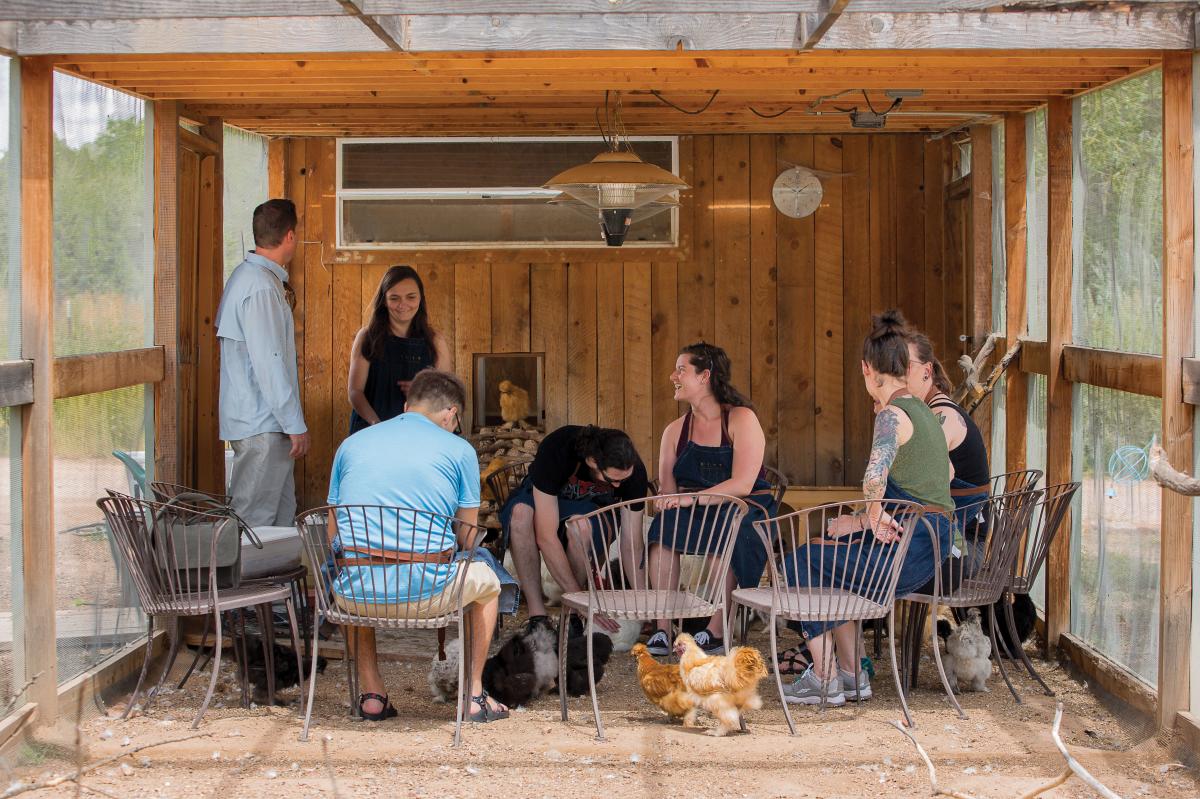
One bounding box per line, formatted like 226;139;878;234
785;478;952;639
647;437;776;589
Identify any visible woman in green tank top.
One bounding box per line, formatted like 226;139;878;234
781;310;954;706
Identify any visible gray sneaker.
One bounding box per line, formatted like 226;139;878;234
645;630;671;656
839;667;873;700
782;667;845;706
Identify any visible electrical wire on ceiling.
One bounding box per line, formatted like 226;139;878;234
648;89;720;115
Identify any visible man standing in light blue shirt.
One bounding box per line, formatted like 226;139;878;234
215;199;309;527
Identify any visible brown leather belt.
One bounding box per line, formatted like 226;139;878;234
949;485;988;497
338;546;455;568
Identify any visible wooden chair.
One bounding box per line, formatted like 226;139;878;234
96;493;305;729
555;493;748;740
295;504;489;746
734;499;931;733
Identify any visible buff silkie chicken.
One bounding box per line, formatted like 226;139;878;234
631;643;700;727
673;633;769;736
941;607;993;693
497;379;531;427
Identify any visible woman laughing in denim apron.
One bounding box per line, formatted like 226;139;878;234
781;310;954;706
644;342;776;657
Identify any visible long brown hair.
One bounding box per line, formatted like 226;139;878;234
680;342;754;409
862;309;910;378
905;328;954;395
361;265;434;362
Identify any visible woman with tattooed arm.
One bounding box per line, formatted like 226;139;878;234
780;310;954;706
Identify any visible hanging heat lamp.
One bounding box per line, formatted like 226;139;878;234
544;92;689;246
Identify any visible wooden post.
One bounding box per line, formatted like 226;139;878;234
1004;112;1029;473
1044;96;1074;653
153;101;179;484
968;124;994;443
196;118;224;495
18;56;57;718
1158;51;1194;731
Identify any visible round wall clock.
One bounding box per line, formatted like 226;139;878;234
772;166;824;218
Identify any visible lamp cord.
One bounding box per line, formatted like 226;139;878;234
649;89;720;115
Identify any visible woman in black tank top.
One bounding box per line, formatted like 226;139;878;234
348;266;451;435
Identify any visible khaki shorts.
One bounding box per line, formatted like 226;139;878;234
333;561;500;620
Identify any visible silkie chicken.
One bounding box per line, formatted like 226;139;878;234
941;607;993;693
672;633;769;736
497;380;530;426
631;643;699;726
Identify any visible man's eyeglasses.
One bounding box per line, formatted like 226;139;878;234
594;469;625;489
451;407;463;436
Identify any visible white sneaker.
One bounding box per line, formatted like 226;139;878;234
782;667;845;706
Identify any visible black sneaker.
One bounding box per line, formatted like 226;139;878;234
693;629;725;655
645;630;671;656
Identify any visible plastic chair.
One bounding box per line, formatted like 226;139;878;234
897;487;1043;715
553;492;748;740
1003;481;1079;695
733;498;930;733
112;450;148;499
96;493;304;729
295;504;489;746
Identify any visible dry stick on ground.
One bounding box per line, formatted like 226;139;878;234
1149;444;1200;495
321;736;343;799
0;732;216;798
887;720;983;799
1047;703;1125;799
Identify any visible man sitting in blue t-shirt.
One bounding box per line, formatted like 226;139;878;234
327;369;508;723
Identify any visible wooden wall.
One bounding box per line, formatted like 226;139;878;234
276;134;972;510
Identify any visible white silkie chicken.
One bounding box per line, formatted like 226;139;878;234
941;607;993;693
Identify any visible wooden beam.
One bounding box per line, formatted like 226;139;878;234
798;0;851;51
52;348;165;400
19;55;57;720
0;1;345;19
815;10;1196;50
197;117;225;496
178;126;218;156
153;100;180;485
1019;338;1048;375
1004;112;1028;474
1060;346;1162;399
1044;95;1073;655
0;360;33;407
1158;49;1194;733
0;22;16;56
335;0;405;52
969;123;993;346
1057;631;1157;719
1177;712;1200;763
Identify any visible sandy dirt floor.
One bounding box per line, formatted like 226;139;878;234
5;617;1198;799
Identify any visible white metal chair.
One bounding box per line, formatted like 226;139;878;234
555;492;748;740
295;504;489;746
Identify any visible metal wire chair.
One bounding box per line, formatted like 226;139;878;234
734;498;931;733
96;493;305;729
484;458;533;563
1003;481;1079;694
554;492;748;740
897;487;1044;715
295;505;489;746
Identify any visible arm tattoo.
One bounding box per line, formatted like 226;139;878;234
863;408;900;500
936;414;947;427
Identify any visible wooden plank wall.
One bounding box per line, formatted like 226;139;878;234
280;134;972;509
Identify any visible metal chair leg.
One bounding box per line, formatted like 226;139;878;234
233;611;251;709
122;617;157;720
852;624;863;707
557;606;569;722
1005;593;1053;695
928;604;966;720
300;608;322;742
887;610;915;731
194;609;224;729
769;611;796;735
344;625;358;718
585;610;604;741
988;603;1020;703
453;616;468;748
178;613;213;690
145;617;182;712
258;604;277;707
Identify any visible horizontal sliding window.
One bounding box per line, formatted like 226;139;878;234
336;137;677;248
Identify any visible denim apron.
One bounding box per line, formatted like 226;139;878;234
647;436;777;589
497;475;615;556
785;478;952;639
949;477;989;579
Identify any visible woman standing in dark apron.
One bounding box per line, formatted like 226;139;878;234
347;265;451;435
644;342;776;657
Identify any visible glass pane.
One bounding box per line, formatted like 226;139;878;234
1070;385;1160;685
341;139;674;190
342;197;672;246
53;386;147;685
1026;109;1048;341
1;56;17;361
1073;71;1163;354
52;74;150;356
0;407;22;705
223;125;269;280
1026;373;1048;609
